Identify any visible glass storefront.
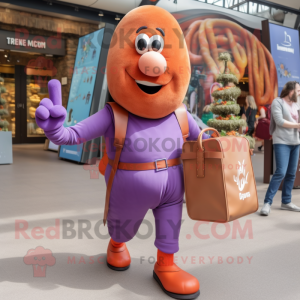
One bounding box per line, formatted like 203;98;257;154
0;63;55;143
26;74;50;138
0;65;15;137
0;28;66;144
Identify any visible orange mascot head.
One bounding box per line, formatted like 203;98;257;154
106;6;190;119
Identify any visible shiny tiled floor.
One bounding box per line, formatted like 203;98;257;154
1;144;300;300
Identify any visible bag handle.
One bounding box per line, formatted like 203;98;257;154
197;127;220;152
196;128;219;178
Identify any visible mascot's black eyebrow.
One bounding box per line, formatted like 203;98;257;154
156;28;165;36
136;26;165;37
136;26;147;33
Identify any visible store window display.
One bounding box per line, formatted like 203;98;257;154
0;61;54;143
0;68;15;136
26;78;47;137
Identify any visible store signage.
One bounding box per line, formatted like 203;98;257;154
6;37;46;49
276;30;294;54
269;23;300;95
277;44;294;54
0;30;65;56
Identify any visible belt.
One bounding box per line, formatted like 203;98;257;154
108;157;182;171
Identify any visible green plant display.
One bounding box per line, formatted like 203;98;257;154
212;87;241;101
211;104;241;116
207;119;247;132
207;52;255;149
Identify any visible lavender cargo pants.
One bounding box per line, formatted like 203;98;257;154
105;163;184;254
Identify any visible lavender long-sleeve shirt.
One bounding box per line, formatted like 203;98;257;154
44;104;209;162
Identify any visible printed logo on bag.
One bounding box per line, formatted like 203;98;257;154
233;160;250;200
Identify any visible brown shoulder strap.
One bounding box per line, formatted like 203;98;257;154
107;102;128;146
103;102;128;225
174;103;189;142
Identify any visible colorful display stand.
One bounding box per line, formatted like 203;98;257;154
59;24;115;163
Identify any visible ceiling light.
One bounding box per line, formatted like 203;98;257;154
4;54;7;57
98;11;104;16
115;15;120;21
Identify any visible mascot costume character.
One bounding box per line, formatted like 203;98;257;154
36;6;209;299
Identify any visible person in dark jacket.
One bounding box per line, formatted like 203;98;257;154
239;104;246;117
245;95;257;137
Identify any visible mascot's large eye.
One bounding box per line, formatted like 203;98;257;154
149;35;164;53
135;34;150;55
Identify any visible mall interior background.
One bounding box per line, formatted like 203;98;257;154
0;0;299;148
1;1;300;300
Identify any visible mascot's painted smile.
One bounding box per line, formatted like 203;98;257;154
136;80;162;94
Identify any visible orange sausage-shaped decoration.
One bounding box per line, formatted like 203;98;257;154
244;31;254;97
250;33;272;105
186;20;203;65
183;17;277;106
191;31;199;54
198;19;220;78
224;28;247;69
258;45;265;97
215;34;242;47
262;43;277;101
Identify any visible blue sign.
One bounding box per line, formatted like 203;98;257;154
59;29;104;162
269;23;300;96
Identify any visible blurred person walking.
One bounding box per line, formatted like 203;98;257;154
261;81;300;216
256;105;268;151
245;95;257;137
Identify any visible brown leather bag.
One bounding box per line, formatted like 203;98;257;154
181;128;258;222
103;102;189;225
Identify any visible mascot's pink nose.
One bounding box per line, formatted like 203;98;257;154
138;52;167;77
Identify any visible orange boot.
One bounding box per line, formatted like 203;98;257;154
153;249;200;299
106;238;131;271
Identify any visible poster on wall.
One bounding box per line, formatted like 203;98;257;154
269;23;300;96
59;29;104;162
172;10;277;119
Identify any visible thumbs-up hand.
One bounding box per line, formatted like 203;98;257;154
35;79;67;132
